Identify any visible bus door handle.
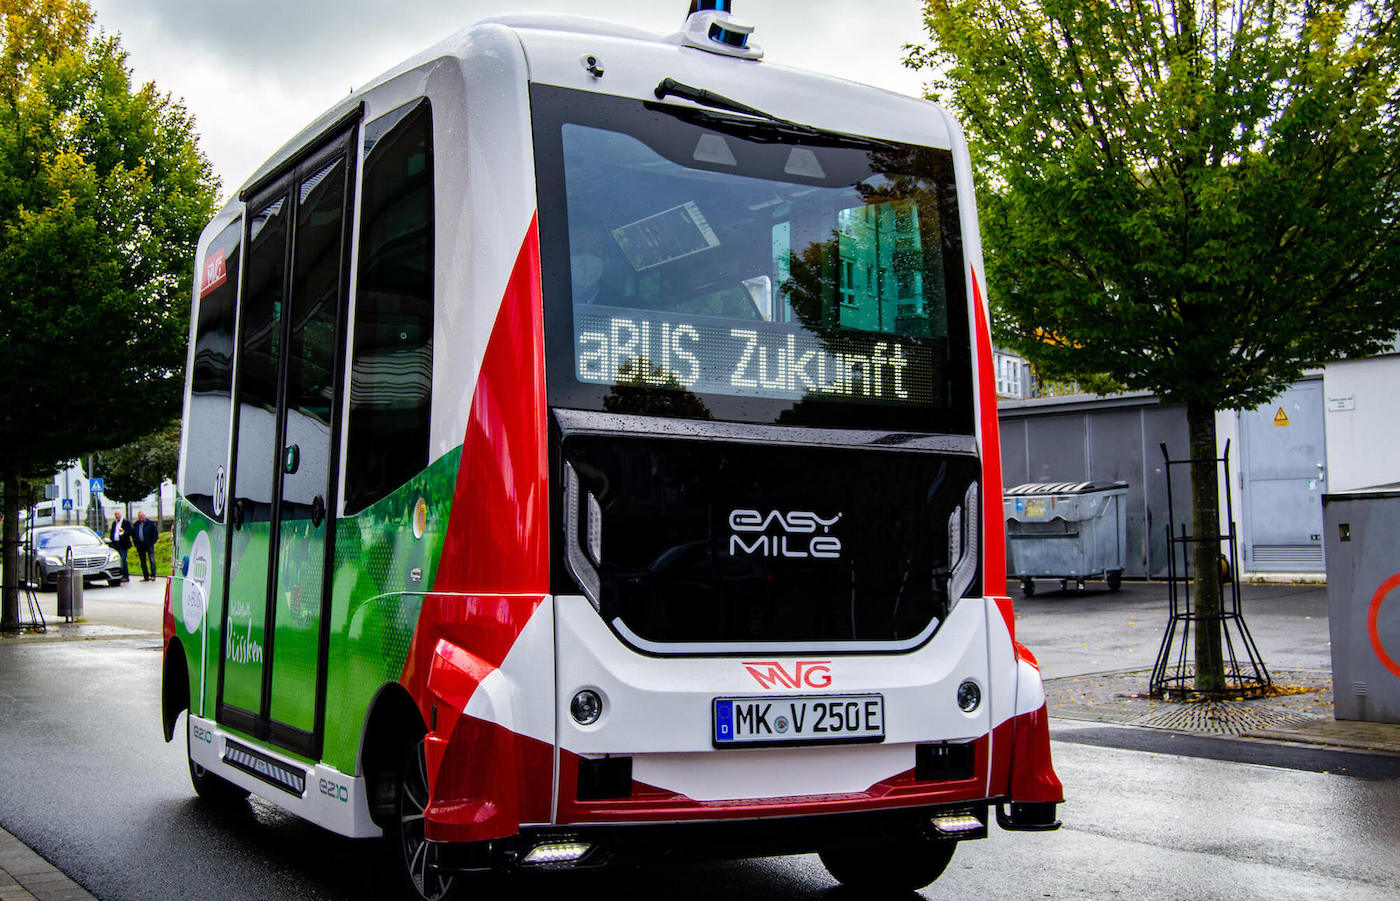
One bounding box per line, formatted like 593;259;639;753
232;499;244;530
311;495;326;528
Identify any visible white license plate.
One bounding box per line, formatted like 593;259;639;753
712;694;885;747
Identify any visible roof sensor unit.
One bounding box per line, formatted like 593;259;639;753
678;1;763;60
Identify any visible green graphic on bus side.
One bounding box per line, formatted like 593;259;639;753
172;447;461;773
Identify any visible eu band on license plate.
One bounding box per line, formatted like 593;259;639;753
713;694;885;747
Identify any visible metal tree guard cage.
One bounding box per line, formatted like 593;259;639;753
2;490;49;635
1150;440;1269;699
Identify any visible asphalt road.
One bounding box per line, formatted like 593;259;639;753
1013;579;1333;678
1;625;1397;900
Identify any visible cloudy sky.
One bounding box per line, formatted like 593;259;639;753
86;0;935;201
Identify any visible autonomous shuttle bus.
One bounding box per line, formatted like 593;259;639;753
162;3;1062;896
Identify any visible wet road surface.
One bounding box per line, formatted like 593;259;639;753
2;634;1397;900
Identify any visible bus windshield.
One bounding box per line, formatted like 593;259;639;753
533;85;973;433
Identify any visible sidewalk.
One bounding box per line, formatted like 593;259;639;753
0;577;164;641
0;826;96;901
1045;667;1400;756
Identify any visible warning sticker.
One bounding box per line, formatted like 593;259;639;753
1273;407;1290;427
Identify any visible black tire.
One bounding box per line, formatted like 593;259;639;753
820;840;957;892
1021;579;1035;597
389;736;459;901
1107;570;1123;591
188;725;251;804
109;577;123;587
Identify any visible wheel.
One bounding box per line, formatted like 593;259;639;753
1107;570;1123;591
1020;579;1035;597
820;839;957;892
188;723;250;804
389;736;459;901
109;577;123;587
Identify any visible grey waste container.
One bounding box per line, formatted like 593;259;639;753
1322;485;1400;724
56;552;84;620
1004;481;1128;596
56;562;84;618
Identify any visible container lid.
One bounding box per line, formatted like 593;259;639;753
1322;482;1400;502
1005;480;1128;497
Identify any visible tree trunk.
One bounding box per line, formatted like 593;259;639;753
2;468;20;631
1186;401;1226;692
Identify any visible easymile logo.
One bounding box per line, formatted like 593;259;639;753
728;509;843;559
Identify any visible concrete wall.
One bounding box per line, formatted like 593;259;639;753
1321;353;1400;493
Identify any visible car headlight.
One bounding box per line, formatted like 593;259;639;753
106;550;120;563
41;555;63;566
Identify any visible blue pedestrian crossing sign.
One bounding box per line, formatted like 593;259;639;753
62;498;74;510
89;478;104;494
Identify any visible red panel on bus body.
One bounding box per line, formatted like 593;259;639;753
994;704;1064;804
403;217;550;709
434;214;549;598
556;737;991;824
399;219;552;840
971;268;1007;599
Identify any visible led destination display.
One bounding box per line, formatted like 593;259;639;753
575;308;938;406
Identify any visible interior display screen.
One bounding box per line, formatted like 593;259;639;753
532;85;973;433
574;309;937;406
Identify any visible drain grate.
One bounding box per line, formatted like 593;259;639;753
1129;701;1315;735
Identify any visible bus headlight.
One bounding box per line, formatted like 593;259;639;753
957;680;982;713
570;689;603;726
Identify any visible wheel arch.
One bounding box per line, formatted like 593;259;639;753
162;637;190;743
359;681;428;829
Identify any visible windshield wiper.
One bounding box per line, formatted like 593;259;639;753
653;78;819;135
649;78;897;155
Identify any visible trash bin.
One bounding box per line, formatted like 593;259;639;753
1322;485;1400;724
56;548;84;620
1004;481;1128;596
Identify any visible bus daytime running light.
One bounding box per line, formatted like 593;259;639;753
931;813;983;835
522;841;592;865
570;689;603;725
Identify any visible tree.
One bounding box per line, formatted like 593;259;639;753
907;0;1400;690
0;0;219;629
95;420;179;527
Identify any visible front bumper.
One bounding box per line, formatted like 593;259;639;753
434;798;1005;874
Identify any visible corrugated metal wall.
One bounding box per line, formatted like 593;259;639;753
999;394;1192;578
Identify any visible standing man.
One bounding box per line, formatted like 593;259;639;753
132;511;158;582
108;510;133;583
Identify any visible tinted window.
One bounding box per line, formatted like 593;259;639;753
185;219;241;518
532;85;972;433
344;100;434;514
230;193;289;522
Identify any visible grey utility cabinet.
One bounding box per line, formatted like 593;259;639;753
1322;485;1400;724
1004;481;1128;596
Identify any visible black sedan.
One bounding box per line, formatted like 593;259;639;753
22;526;125;589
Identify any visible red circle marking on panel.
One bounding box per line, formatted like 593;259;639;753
1368;573;1400;680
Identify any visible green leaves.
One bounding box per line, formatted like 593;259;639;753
96;419;179;503
0;0;219;476
909;0;1400;412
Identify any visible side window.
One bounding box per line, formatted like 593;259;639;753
185;219;241;519
344;99;434;515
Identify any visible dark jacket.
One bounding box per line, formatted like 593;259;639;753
132;518;158;550
108;518;132;551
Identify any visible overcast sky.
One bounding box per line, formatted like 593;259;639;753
85;0;933;200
